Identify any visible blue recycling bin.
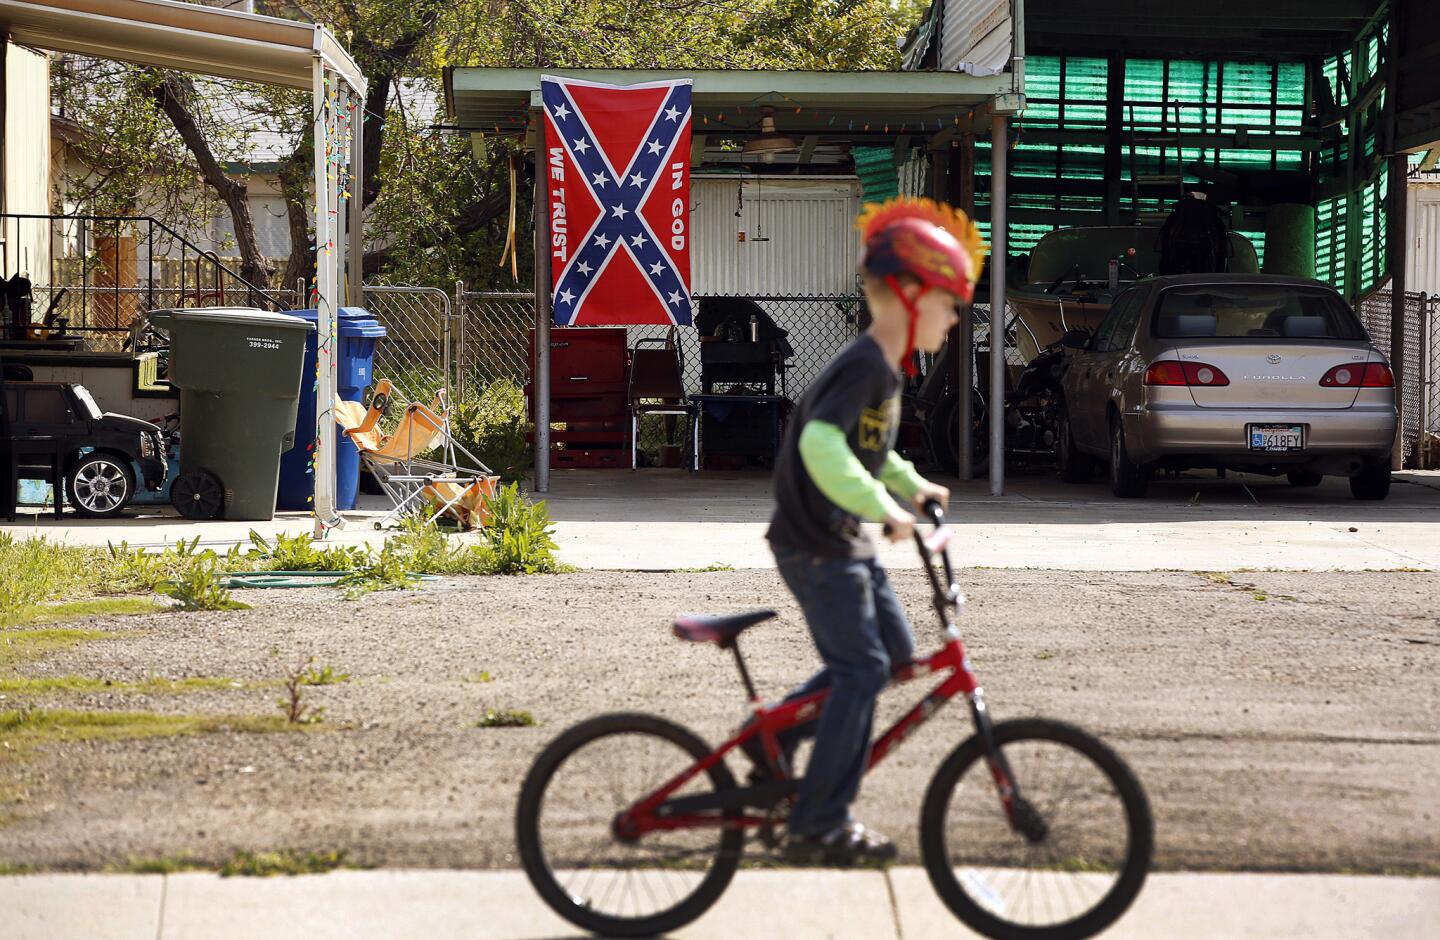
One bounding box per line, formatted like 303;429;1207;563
276;307;387;511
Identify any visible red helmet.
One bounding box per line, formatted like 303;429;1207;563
857;197;985;302
855;198;987;374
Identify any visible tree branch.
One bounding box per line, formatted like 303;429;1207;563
150;72;272;289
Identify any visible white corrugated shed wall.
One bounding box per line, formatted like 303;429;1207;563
4;44;51;280
940;0;1013;73
1408;180;1440;433
691;177;861;294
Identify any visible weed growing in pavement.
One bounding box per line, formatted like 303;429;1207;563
476;708;535;728
480;483;563;575
278;659;327;725
461;672;493;684
219;848;351;877
300;664;349;687
162;561;249;612
340;543;419;598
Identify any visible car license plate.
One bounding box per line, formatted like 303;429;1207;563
1248;424;1304;452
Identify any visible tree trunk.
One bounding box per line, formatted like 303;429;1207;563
151;72;272;291
277;147;314;301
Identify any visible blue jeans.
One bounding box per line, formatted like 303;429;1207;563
772;545;915;837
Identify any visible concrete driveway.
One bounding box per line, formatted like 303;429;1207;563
4;469;1439;572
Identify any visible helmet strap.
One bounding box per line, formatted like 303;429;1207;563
884;274;925;377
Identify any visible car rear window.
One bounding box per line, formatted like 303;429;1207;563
1153;285;1365;340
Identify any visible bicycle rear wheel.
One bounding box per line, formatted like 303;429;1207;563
920;718;1153;940
515;712;743;937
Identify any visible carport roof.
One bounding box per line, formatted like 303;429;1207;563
443;67;1015;140
0;0;363;90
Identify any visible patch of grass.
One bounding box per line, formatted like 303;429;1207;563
0;628;109;669
220;848;350;877
0;675;250;696
340;544;419;598
1;598;165;629
0;708;299;760
677;563;736;573
0;862;33;875
111;855;208;875
1034;650;1055;661
1252;592;1268;602
476;708;535;728
461;671;493;684
1196;572;1234;585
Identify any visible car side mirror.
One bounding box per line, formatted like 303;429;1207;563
1061;329;1091;350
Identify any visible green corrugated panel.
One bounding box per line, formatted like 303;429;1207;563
852;146;898;205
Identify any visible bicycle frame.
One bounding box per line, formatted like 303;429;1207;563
615;509;1025;842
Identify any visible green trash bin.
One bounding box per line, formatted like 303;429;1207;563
153;308;314;521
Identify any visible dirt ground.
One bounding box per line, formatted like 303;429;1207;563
1;568;1437;874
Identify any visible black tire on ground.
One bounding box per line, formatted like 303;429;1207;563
1108;417;1149;498
516;712;743;938
1349;458;1391;500
67;452;135;518
1056;405;1096;484
1286;470;1324;487
920;718;1154;940
171;470;224;520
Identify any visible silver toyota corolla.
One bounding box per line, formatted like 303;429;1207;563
1057;274;1397;500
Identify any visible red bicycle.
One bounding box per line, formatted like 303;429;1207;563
517;504;1153;939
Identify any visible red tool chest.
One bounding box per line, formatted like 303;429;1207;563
527;328;631;467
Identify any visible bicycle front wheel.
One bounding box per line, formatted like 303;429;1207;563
515;712;743;938
920;718;1153;940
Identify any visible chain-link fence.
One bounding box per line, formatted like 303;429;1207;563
1356;290;1425;466
1421;295;1439;468
450;289;863;399
361;285;452;401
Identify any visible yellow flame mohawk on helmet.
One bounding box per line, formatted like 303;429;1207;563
855;197;988;296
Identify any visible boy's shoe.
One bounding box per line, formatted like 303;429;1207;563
785;821;897;866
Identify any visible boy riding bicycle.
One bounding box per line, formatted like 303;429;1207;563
762;197;985;865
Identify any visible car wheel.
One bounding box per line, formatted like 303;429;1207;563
1109;416;1149;498
1349;459;1391;500
1286;470;1324;487
67;453;135;518
1057;404;1095;483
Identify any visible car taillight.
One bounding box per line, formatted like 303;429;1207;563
1319;363;1394;387
1143;361;1230;387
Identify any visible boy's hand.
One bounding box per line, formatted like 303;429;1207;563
882;506;916;543
912;482;950;516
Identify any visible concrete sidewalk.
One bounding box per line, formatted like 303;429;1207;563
2;868;1435;939
5;469;1439;572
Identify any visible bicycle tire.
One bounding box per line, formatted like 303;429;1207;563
920;718;1153;940
516;712;743;937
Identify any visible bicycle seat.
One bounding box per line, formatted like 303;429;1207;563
672;610;777;647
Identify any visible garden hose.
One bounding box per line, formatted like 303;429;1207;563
221;570;441;589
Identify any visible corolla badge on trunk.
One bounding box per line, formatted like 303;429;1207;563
1266;354;1283;364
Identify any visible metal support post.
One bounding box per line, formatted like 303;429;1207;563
532;139;553;493
957;132;976;481
989;114;1008;496
311;55;338;534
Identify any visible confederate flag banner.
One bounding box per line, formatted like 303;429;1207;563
541;75;693;326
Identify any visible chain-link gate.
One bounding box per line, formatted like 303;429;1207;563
453;287;533;398
1357;290;1426;466
362;285;452;401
